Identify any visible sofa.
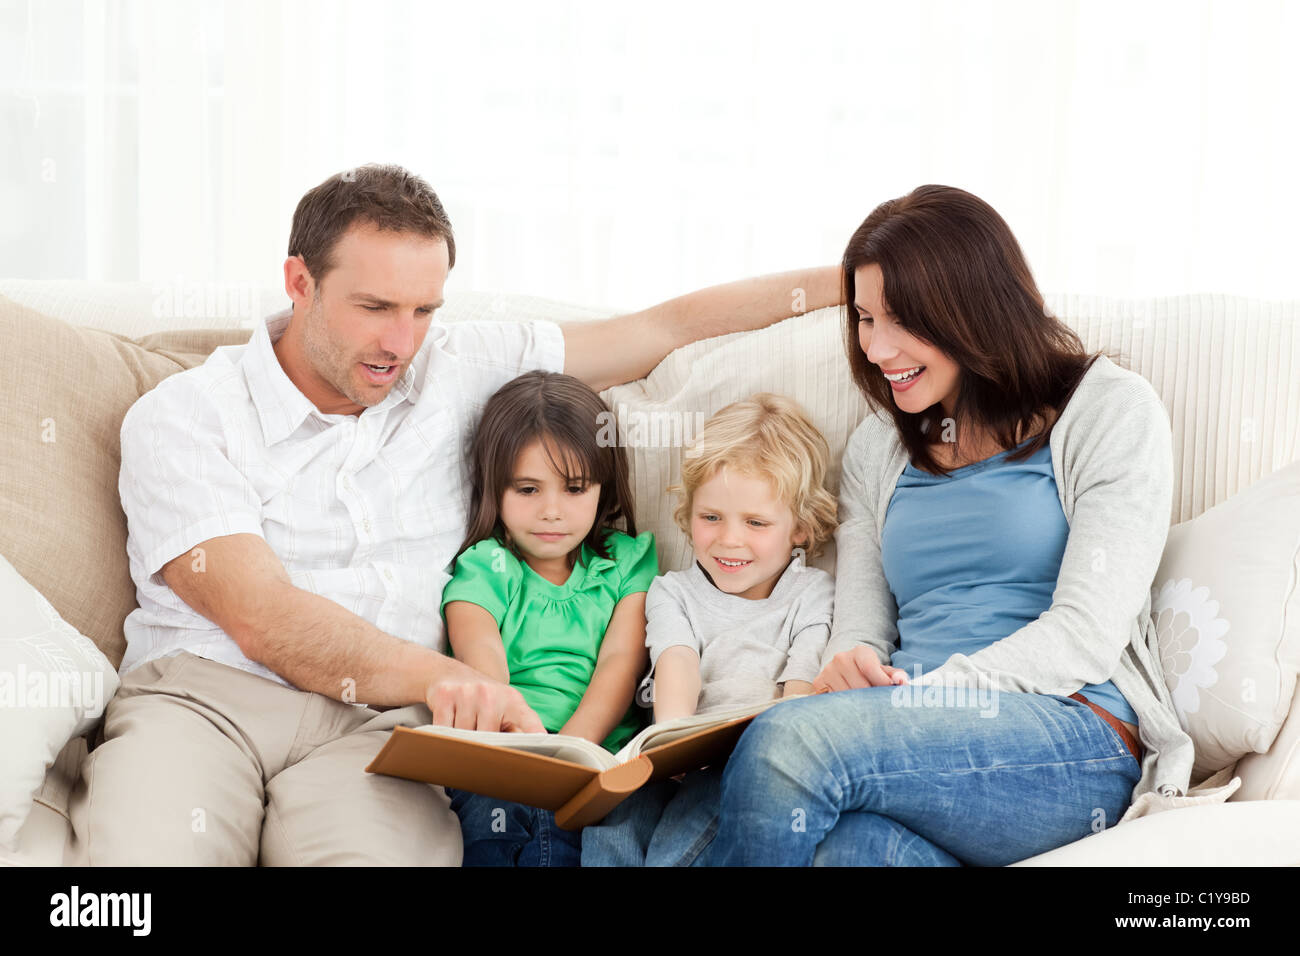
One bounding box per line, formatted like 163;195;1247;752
2;278;1298;866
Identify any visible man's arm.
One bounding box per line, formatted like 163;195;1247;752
560;265;843;392
161;533;544;731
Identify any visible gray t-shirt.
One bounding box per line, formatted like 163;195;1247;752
643;554;835;713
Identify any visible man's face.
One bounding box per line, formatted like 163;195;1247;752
295;222;449;415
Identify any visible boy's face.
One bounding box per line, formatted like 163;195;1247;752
688;467;808;601
500;439;602;576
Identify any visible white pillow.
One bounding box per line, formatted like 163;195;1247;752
0;552;120;849
1148;460;1300;781
599;305;867;574
1235;684;1300;800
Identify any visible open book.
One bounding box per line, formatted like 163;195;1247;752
365;696;797;829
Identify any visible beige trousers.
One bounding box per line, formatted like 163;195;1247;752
65;651;462;866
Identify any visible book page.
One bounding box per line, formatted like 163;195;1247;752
407;725;617;771
614;695;802;762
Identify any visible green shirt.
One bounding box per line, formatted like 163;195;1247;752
440;529;658;752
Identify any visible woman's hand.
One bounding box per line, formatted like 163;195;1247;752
811;646;909;693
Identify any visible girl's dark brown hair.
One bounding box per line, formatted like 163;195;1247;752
455;370;638;564
843;184;1115;474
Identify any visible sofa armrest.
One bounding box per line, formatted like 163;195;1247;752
1011;800;1300;866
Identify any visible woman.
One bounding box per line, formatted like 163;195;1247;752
707;185;1194;866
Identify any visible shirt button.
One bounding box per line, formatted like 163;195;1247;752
342;476;353;491
383;568;394;583
363;518;372;533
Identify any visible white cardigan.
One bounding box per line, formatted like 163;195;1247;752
824;355;1238;819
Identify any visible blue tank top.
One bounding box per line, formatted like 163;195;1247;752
881;439;1138;727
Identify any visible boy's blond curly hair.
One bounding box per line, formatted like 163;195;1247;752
669;393;839;560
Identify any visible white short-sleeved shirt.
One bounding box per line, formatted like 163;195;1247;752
117;308;566;687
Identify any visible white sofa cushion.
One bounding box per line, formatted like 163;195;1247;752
1012;798;1300;866
0;554;120;849
599;304;864;576
1149;461;1300;782
1049;294;1299;524
1234;683;1300;800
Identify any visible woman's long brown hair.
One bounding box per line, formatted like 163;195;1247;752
842;184;1116;474
454;370;638;564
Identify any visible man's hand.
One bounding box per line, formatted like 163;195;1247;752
811;646;910;693
425;662;547;734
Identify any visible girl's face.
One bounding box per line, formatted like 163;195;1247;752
689;468;808;601
500;439;601;573
854;263;962;418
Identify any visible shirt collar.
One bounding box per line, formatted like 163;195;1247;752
690;549;805;602
242;309;421;446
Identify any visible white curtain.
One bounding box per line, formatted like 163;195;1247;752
4;0;1298;306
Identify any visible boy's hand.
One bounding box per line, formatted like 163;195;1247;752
812;646;909;693
426;665;546;733
781;680;814;698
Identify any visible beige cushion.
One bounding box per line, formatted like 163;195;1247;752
0;737;84;866
1149;461;1300;781
0;294;249;666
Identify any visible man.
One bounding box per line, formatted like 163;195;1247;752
66;164;840;865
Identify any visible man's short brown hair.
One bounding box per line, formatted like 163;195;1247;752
287;164;456;284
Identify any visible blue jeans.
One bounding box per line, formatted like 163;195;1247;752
447;789;583;867
709;688;1142;866
581;766;723;866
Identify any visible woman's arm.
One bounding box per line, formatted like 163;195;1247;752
913;377;1174;696
652;646;703;722
443;600;511;684
815;417;909;688
558;592;649;745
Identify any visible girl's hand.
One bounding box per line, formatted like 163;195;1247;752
811;646;909;693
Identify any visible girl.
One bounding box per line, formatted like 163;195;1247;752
440;369;658;867
709;184;1190;866
582;393;839;866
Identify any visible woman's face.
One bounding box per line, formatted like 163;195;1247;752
854;263;962;418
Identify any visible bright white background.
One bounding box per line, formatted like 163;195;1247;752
3;0;1298;308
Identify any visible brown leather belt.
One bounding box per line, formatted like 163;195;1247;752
1069;692;1141;762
